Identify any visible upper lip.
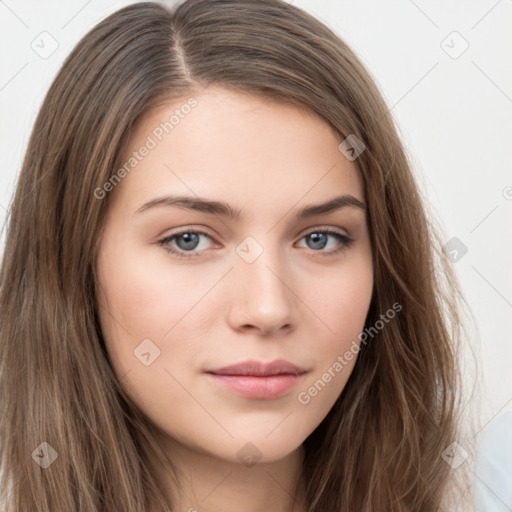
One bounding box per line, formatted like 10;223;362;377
205;359;307;377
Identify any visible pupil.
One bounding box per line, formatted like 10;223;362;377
308;232;327;250
177;233;200;250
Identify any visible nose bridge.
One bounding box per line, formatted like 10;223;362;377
229;234;295;333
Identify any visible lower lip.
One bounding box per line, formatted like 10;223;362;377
205;373;304;400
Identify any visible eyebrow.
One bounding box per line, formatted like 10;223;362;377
135;194;366;218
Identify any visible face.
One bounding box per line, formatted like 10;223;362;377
96;86;373;465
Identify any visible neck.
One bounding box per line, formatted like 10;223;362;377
149;434;306;512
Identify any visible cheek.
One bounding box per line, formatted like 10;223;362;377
95;247;207;419
94;232;374;461
97;242;218;339
295;254;373;406
98;235;373;373
95;242;226;398
303;254;373;344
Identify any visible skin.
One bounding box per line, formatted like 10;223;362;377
96;86;374;512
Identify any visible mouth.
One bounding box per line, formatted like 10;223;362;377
204;359;308;400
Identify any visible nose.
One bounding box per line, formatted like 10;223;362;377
226;245;297;336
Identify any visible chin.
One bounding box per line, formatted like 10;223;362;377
224;435;305;467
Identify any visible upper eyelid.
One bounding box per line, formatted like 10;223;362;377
161;225;350;241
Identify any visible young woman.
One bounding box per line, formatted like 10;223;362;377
0;1;472;510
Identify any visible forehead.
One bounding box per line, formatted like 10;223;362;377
111;86;364;215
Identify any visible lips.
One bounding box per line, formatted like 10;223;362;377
205;359;307;377
205;359;307;400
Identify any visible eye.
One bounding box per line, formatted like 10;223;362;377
158;229;216;258
296;228;354;255
158;227;354;259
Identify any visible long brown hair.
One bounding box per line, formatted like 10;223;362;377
0;1;471;510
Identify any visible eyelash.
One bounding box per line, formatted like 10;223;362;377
157;227;354;259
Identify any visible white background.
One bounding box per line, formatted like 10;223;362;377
1;0;511;445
